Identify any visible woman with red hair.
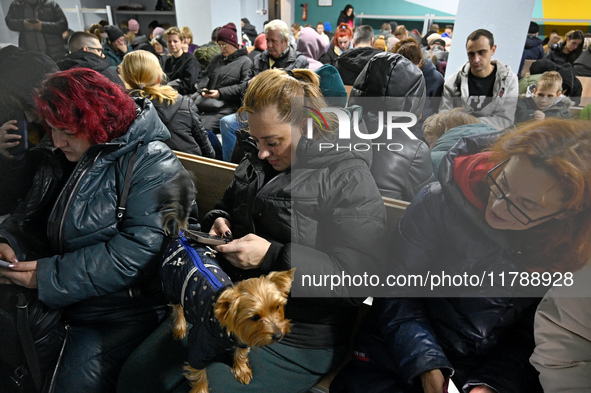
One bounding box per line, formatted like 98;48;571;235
0;68;193;392
319;22;353;66
333;118;591;393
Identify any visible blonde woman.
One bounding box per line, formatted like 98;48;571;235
180;26;198;55
120;50;215;158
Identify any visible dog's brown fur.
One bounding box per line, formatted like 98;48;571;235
172;268;295;393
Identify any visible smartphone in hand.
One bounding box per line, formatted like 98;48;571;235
7;112;28;156
0;260;14;268
185;230;231;246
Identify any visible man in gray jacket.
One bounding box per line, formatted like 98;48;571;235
439;29;518;130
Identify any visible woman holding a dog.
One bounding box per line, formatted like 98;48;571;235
119;68;388;393
0;68;192;393
331;118;591;393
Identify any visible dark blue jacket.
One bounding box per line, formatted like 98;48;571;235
519;35;544;76
346;131;543;393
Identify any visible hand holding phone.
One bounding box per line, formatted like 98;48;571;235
0;260;14;268
201;88;211;94
186;230;231;246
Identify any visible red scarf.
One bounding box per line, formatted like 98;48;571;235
452;151;495;211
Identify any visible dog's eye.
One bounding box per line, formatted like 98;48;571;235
250;314;261;321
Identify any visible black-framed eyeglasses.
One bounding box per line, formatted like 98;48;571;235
86;46;103;55
486;158;566;225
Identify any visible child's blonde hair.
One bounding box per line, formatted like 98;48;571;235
120;50;178;104
422;108;479;147
536;71;563;93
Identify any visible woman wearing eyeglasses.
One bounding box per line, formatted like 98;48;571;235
331;118;591;393
196;22;253;134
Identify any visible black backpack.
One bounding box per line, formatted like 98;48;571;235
0;285;66;393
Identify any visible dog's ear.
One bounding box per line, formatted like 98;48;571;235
267;268;295;296
214;287;240;324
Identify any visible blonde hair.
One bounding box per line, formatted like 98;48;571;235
164;26;183;41
120;50;178;104
536;71;563;93
394;25;408;38
181;26;193;44
239;68;336;139
422;108;479;147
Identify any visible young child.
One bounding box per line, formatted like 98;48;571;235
515;71;573;123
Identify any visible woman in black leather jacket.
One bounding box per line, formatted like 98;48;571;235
121;50;215;158
200;67;387;392
0;68;193;393
332;118;591;393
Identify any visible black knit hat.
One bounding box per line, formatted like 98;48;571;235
216;23;239;49
528;21;540;35
105;25;125;43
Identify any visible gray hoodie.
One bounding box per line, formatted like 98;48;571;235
440;59;519;130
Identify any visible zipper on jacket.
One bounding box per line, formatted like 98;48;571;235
179;236;224;291
52;151;103;254
47;323;69;393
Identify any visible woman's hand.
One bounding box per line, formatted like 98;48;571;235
215;234;271;269
469;386;496;393
0;243;38;287
0;261;38;288
0;120;22;159
209;217;232;237
202;89;220;99
420;369;446;393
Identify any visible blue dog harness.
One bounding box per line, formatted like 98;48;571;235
160;234;237;369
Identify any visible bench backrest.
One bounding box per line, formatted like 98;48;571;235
577;76;591;107
175;151;408;228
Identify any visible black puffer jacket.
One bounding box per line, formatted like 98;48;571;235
343;131;542;393
545;42;580;66
335;46;381;85
143;93;215;157
574;46;591;77
5;0;68;61
349;52;435;202
203;48;254;109
241;21;258;44
202;106;387;349
56;50;124;87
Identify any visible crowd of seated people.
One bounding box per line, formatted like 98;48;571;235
3;15;591;393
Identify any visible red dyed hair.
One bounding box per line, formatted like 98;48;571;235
333;23;353;47
489;118;591;272
35;68;136;145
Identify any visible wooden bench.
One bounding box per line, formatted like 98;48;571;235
521;59;535;78
175;152;410;393
576;76;591;108
173;151;237;222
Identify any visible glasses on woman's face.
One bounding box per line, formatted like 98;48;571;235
487;159;566;225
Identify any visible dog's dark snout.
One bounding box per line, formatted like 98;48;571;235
272;331;283;341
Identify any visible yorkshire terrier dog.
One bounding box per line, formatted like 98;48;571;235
159;179;294;393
